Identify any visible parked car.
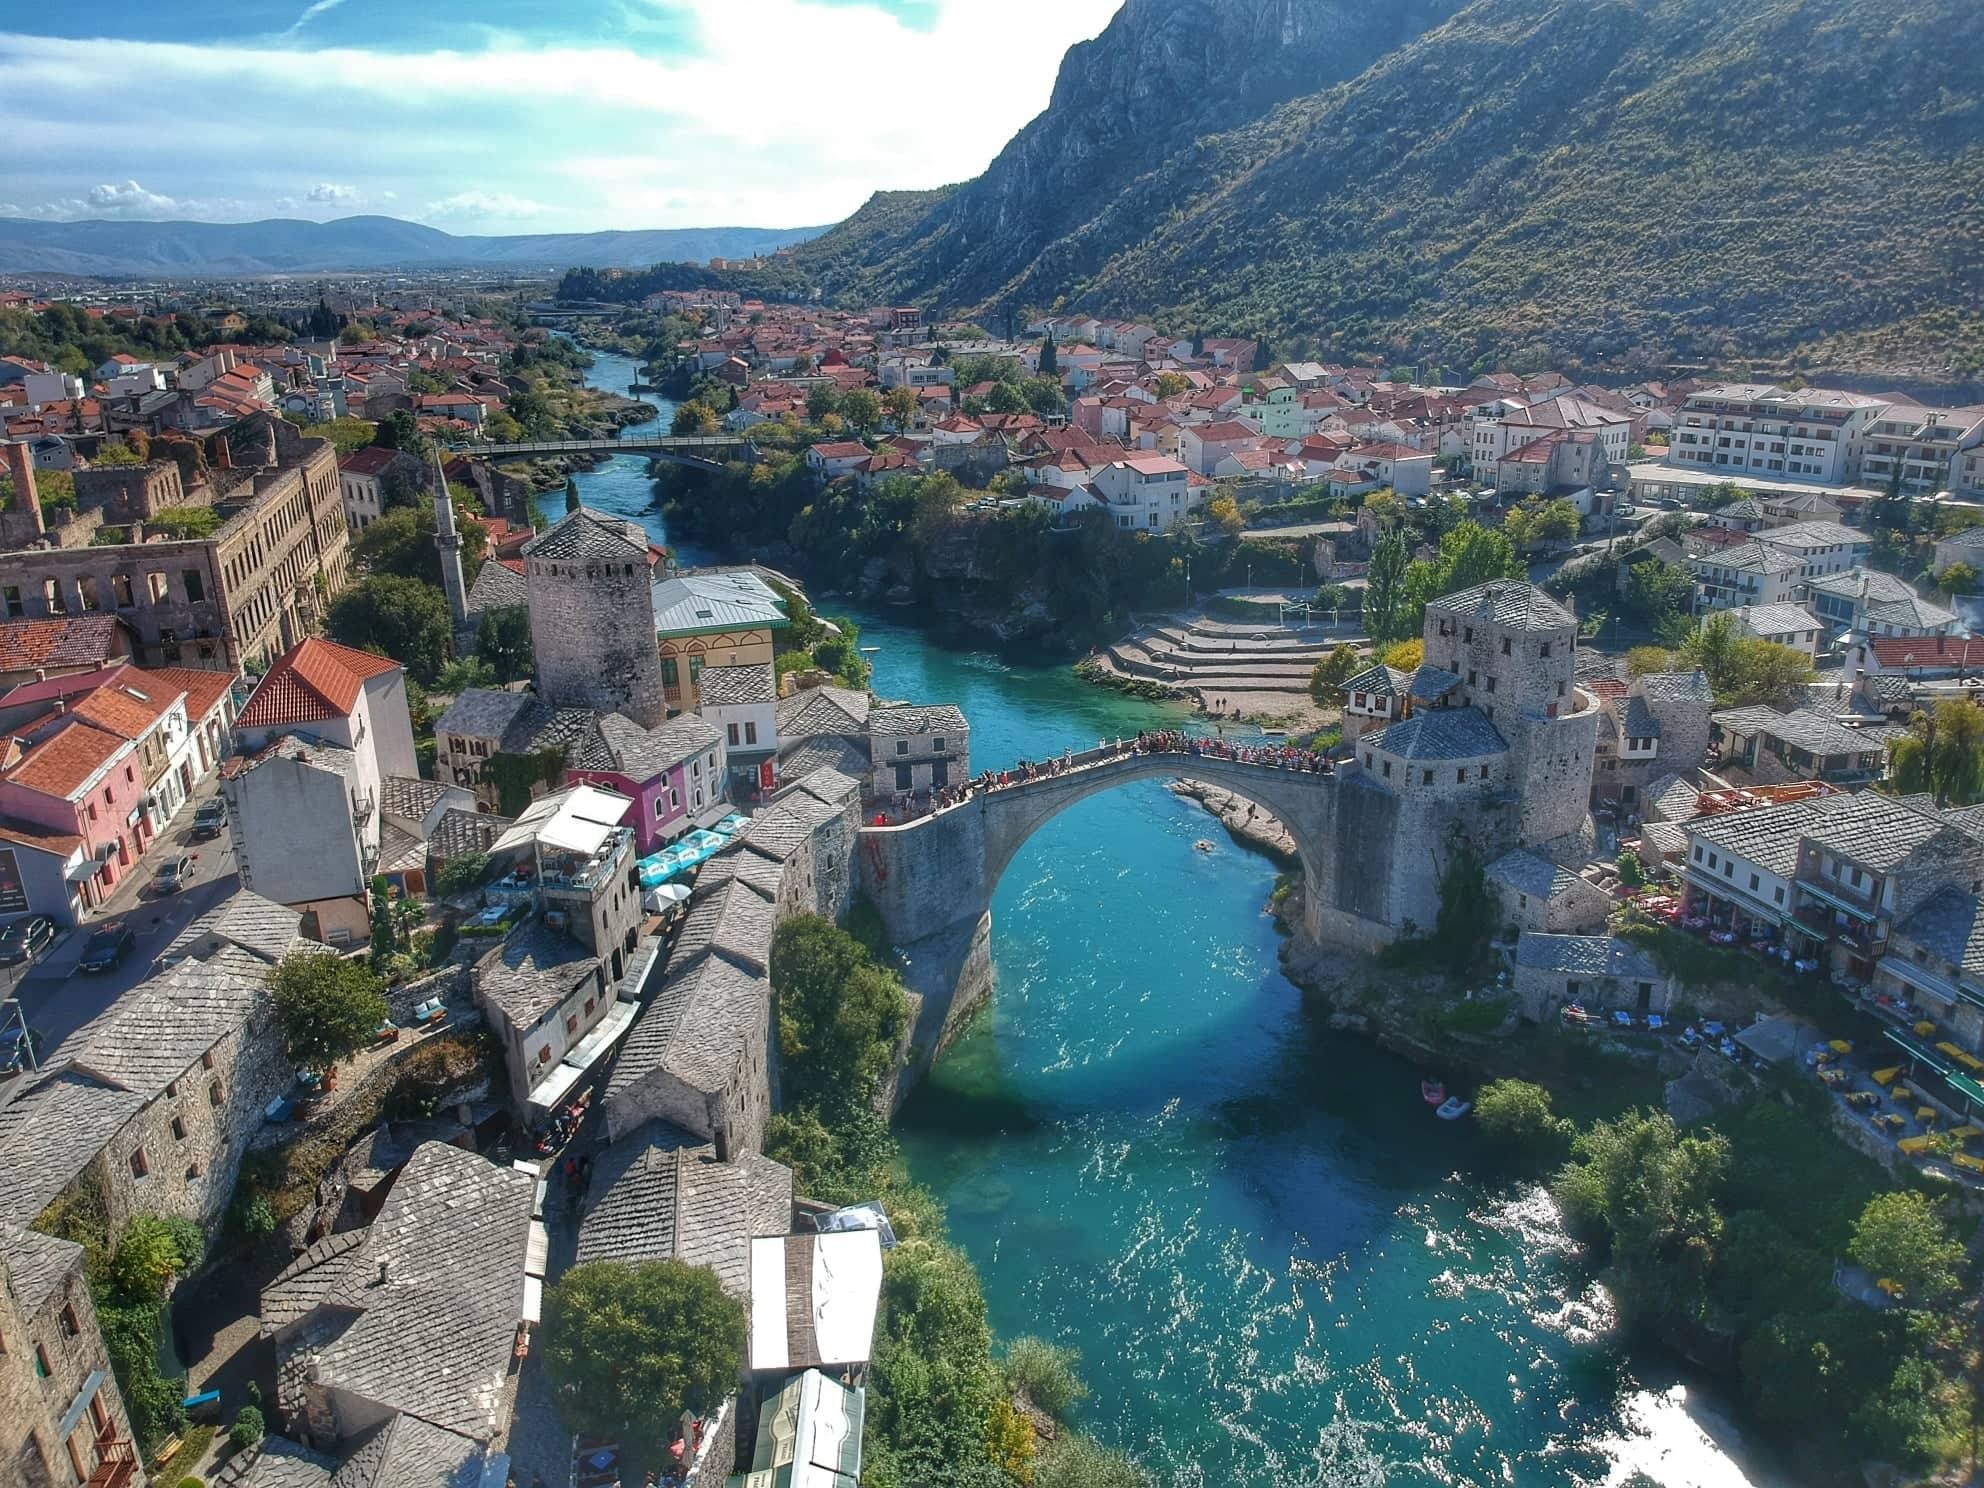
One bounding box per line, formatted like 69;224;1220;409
151;855;197;895
0;914;56;966
77;924;137;974
0;1023;43;1076
192;798;228;839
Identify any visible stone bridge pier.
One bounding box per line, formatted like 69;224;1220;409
856;749;1343;1072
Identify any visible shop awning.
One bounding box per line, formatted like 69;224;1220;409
521;1275;543;1325
560;999;639;1072
525;1060;584;1114
526;1220;550;1278
1949;1072;1984;1109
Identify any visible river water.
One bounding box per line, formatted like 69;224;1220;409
559;345;1782;1488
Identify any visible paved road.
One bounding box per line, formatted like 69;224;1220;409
4;793;241;1063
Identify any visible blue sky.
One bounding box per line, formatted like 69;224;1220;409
0;0;1121;233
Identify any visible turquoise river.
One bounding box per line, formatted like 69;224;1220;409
551;346;1787;1488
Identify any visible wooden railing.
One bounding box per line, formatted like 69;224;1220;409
84;1435;137;1488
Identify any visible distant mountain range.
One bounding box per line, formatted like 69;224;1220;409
769;0;1984;380
0;215;828;277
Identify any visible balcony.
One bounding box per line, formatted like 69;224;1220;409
84;1436;136;1488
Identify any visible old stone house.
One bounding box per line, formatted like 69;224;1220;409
1513;933;1675;1023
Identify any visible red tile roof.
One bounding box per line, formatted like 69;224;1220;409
339;447;404;477
1870;636;1984;671
69;674;180;739
237;638;400;730
142;666;236;722
0;614;131;676
3;718;128;799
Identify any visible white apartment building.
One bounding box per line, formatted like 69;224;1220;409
1091;456;1197;531
1666;385;1889;485
1469;395;1633;472
1859;407;1984;496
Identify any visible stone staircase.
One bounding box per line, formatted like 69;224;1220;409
1103;615;1369;711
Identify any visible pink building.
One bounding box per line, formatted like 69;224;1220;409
563;713;728;857
0;716;149;910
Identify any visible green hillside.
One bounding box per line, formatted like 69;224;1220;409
785;0;1984;380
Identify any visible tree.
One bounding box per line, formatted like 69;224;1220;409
1891;699;1984;806
1034;1434;1149;1488
829;387;877;435
1937;562;1978;595
369;874;401;966
1001;1337;1087;1419
436;853;490;897
1848;1191;1964;1305
805;383;841;422
986;382;1029;415
353;505;487;587
1309;644;1362;707
1204;493;1245;536
302;416;381;456
1553;1110;1729;1321
474;605;533;682
541;1260;746;1438
371;408;427;458
1679;612;1814;709
110;1216;203;1298
269;951;388;1073
1037;336;1058;377
1473;1079;1571;1158
769;916;911;1111
91;441;144;468
672;400;720;436
1362;530;1412;644
1379;638;1423;671
1432;841;1493;975
327;576;452;684
984;1399;1036;1485
1622;558;1695;630
1626;645;1675;676
883;386;919;429
1154;372;1189;399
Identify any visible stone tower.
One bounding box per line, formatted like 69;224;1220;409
431;451;470;641
522;507;667;728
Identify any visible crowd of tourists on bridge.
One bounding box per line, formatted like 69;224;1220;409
872;730;1332;825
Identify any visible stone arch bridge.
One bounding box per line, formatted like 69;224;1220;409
858;743;1362;1064
447;433;748;469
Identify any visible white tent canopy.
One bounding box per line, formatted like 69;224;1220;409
491;784;634;859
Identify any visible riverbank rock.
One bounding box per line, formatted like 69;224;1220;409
1168;778;1298;867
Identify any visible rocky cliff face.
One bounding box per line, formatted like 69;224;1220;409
805;0;1463;310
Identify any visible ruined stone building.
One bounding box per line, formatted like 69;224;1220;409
0;419;351;671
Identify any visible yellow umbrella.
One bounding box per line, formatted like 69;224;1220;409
1918;1107;1940;1125
1872;1066;1900;1085
1828;1039;1852;1055
1916;1021;1939;1037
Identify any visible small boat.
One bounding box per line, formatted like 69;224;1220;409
1260;728;1288;738
1193;839;1216;853
1437;1097;1473;1121
860;645;882;654
1421;1080;1446;1106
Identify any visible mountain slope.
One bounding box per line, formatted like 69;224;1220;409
793;0;1984;377
0;216;828;276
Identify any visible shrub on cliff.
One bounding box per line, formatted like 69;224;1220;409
1473;1079;1571;1161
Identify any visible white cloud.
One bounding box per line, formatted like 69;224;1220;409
85;179;180;215
0;1;1125;229
305;182;359;205
422;190;553;224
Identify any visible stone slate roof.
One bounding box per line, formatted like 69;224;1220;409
1636;671;1713;704
475;921;599;1033
1621;695;1662;739
1685;799;1823;879
776;685;871;740
1808;569;1919;605
779;735;870;783
376;823;426;877
66;944;271;1097
1343;663;1409;699
1486;849;1583;902
428;807;512;862
1708;542;1802;576
1714;706;1882;759
1407;665;1462;703
576;1119;791;1297
262;1141;534;1445
1801;791;1953;872
1515;933;1663;980
698;662;776;708
1731;604;1820;638
434;688;594;757
164;890;308;966
1429;582;1576;632
572;711;720;782
0;1070;145;1226
462;557;527;622
1363;706;1507;762
1893;887;1984;981
869;703;968;737
327;1413;488;1488
519;506;649;560
217;1436;337;1488
0;1219;83;1317
1644;773;1702;823
606;944;768;1113
379;775;453;824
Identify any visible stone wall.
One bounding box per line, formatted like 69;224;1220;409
0;1238;140;1488
526;554;667;728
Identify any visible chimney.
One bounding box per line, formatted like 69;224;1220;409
375;1259;390;1287
2;441;42;537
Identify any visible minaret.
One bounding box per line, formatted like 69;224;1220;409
431;450;469;636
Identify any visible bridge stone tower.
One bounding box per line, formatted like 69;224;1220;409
521;506;668;728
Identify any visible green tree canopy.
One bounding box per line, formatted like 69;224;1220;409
1309;643;1362;707
474;605;534;683
1847;1191;1964;1305
1473;1079;1571;1159
541;1259;746;1439
769;916;911;1111
269;951;388;1072
327;575;453;685
1362;529;1413;645
1678;612;1815;709
1553;1109;1729;1323
672;400;721;436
